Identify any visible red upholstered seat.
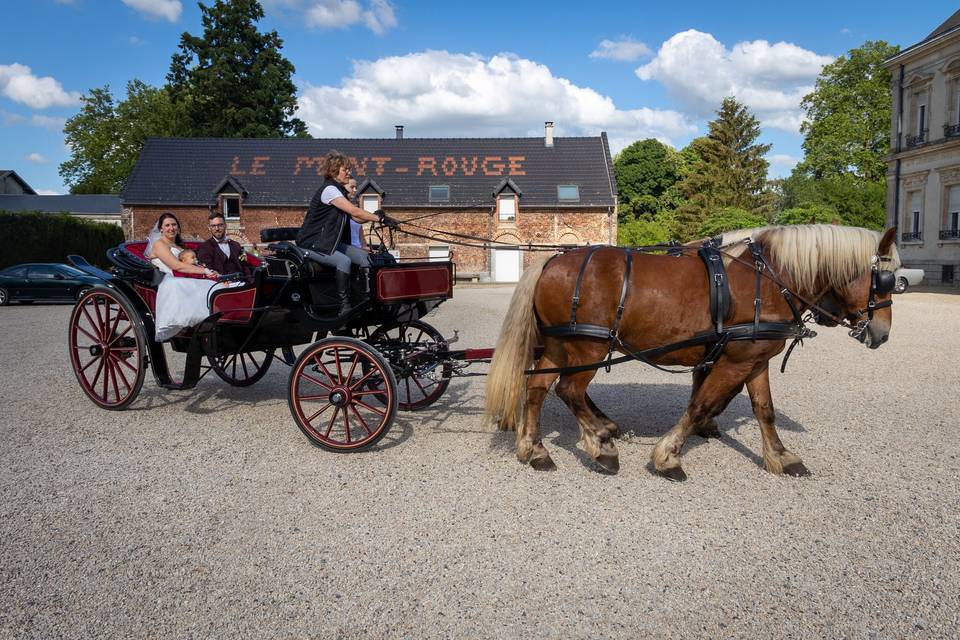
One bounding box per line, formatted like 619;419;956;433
124;241;261;278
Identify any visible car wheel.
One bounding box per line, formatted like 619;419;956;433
894;277;908;294
76;287;91;301
0;287;8;306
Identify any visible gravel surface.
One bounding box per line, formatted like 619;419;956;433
1;288;958;638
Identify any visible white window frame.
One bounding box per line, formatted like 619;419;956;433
221;193;241;221
429;185;450;203
498;194;517;222
557;185;580;202
428;245;449;262
361;194;380;213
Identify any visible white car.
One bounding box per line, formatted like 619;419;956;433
894;267;924;293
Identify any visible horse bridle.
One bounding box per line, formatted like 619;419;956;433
735;240;895;342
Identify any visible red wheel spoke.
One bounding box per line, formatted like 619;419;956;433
305;402;334;424
109;354;132;392
412;375;431;397
79;356;99;373
298;394;331;401
298;370;332;390
354;399;386;416
101;354;109;400
345;352;360;383
92;297;106;340
112;353;140;375
352;388;388;397
80;305;99;337
348;368;377;391
107;357;121;402
334;347;344;382
342;406;351;444
108;324;131;345
323;407;340;438
350;405;373;435
108;304;123;339
314;354;337;386
76;322;100;345
90;356;105;390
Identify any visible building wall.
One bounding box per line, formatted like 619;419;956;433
128;204;613;281
886;27;960;287
0;175;29;195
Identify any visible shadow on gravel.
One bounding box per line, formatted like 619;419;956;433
472;382;807;472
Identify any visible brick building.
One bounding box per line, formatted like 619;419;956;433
121;125;618;282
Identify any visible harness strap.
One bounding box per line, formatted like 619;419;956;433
570;245;602;327
749;240;765;341
530;321;814;376
605;249;634;371
698;243;731;334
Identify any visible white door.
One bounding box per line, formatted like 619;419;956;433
493;248;521;282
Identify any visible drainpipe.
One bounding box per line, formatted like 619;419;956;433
894;64;904;230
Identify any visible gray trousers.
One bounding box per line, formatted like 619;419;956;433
303;243;371;274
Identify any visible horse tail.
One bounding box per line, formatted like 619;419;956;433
484;255;550;431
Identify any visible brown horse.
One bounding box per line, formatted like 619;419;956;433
484;225;899;480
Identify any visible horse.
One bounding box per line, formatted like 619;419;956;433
484;225;899;480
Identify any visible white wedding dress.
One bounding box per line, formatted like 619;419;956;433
151;247;219;341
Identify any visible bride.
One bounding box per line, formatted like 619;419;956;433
145;212;221;341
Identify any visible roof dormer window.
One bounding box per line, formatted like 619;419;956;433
557;185;580;202
429;185;450;202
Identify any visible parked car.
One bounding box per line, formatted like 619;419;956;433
894;267;924;294
0;263;105;305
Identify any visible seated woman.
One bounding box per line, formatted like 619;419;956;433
145;212;221;341
296;151;398;315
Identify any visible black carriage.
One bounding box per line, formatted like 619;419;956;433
66;227;482;451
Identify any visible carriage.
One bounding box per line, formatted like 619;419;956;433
66;226;492;452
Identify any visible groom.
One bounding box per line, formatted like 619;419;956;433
195;213;251;276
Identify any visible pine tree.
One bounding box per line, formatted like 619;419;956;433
167;0;308;138
674;98;771;240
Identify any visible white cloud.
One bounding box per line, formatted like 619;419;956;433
36;189;62;195
25;152;48;164
589;37;651;62
297;50;696;153
129;36;145;46
768;153;800;168
121;0;182;22
264;0;396;34
0;63;81;109
635;30;832;133
31;114;66;130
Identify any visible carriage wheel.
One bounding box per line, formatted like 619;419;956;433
69;287;146;410
208;349;275;387
367;320;451;411
288;337;398;452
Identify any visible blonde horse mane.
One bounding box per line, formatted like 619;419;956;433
727;225;900;292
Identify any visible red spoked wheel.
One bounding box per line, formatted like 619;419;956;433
288;337;398;451
208;349;275;387
69;287;146;410
367;320;451;411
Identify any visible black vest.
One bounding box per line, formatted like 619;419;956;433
296;179;350;255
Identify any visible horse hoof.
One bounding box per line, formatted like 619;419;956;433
782;462;810;477
595;454;620;475
658;467;687;482
530;455;557;471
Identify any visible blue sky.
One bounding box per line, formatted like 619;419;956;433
1;0;956;194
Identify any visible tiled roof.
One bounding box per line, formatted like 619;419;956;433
925;9;960;41
0;194;121;214
0;170;37;195
122;136;616;208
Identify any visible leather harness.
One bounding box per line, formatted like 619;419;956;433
531;241;816;376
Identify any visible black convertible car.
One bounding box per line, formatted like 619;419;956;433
0;263;105;305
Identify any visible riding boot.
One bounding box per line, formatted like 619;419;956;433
335;270;353;316
359;267;371;294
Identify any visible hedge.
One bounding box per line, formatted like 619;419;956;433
0;211;124;270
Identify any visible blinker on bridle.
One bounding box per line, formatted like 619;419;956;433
846;255;895;341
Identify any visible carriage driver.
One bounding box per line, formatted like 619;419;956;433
296;150;399;316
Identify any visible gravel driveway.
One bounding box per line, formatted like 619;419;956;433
1;288;958;638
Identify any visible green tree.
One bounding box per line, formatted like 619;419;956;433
167;0;308;138
775;204;840;225
797;41;899;182
618;215;673;247
59;80;179;194
697;207;767;238
674;98;772;240
614;139;685;222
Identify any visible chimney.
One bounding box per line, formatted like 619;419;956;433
544;121;554;148
395;125;404;140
